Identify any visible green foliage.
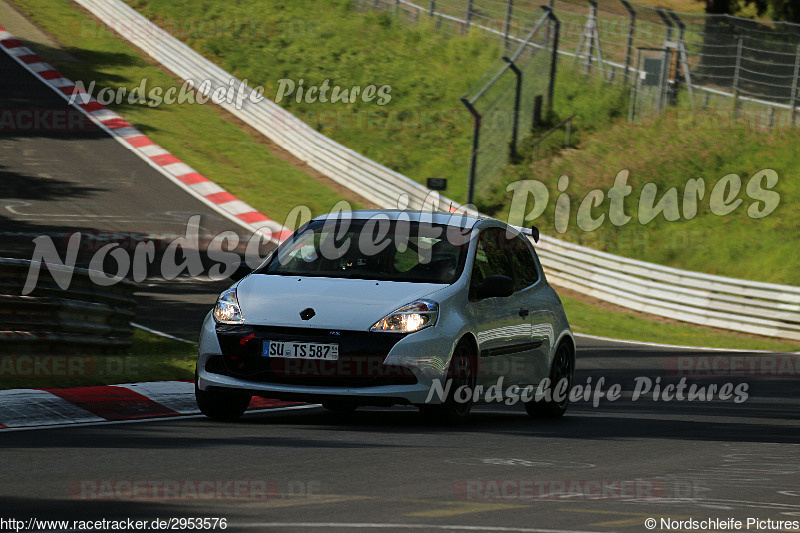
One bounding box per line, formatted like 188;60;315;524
495;108;800;285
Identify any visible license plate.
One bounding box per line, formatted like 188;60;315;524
263;340;339;361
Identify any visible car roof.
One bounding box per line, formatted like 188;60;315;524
311;210;491;229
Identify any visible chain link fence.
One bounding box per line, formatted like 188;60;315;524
356;0;559;211
363;0;800;126
460;10;557;208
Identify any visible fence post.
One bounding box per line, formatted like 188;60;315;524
533;94;543;129
461;98;481;206
668;11;683;85
503;0;514;48
504;57;523;162
791;43;800;127
543;6;560;118
586;0;598;74
732;35;743;116
628;47;640;122
655;8;673;44
620;0;636;80
429;0;435;16
465;0;474;32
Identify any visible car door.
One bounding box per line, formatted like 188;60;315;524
507;234;552;386
467;228;533;388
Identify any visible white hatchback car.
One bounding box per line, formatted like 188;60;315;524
196;210;575;422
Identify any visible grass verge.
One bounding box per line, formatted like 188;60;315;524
0;329;196;390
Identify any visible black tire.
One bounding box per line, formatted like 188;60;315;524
195;380;251;421
322;400;358;415
419;339;477;424
525;340;574;418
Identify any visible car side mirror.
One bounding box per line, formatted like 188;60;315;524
477;275;515;299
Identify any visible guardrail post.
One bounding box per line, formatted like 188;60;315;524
620;0;636;80
503;57;523;162
461;98;481;206
503;0;514;49
732;35;743;117
543;6;559;118
791;43;800;128
465;0;474;33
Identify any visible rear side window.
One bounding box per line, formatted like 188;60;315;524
510;234;539;290
471;228;515;285
471;228;539;291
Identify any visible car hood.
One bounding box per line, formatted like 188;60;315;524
235;274;447;330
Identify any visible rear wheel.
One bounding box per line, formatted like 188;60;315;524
420;339;477;424
525;340;574;418
195;379;251;421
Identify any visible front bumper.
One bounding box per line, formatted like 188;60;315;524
197;313;453;405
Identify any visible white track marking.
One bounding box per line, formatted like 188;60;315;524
0;404;319;433
0;389;104;427
114;381;198;414
131;322;194;344
574;333;799;354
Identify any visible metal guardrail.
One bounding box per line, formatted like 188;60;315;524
536;236;800;341
72;0;800;341
0;258;137;352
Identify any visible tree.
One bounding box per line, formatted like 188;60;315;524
704;0;800;22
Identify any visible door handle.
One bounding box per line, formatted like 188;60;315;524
519;308;530;318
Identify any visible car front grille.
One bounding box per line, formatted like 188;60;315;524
210;325;417;387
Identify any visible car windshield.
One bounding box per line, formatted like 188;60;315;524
259;218;471;284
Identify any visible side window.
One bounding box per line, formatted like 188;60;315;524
510;235;540;290
471;228;514;286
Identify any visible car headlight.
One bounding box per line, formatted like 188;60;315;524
370;300;438;333
213;289;244;324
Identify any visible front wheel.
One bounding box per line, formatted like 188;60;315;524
419;339;477;424
195;379;251;421
525;340;574;418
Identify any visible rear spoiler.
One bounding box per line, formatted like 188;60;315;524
515;225;540;243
